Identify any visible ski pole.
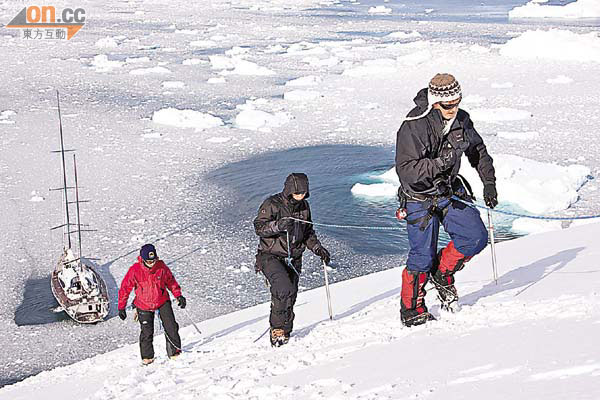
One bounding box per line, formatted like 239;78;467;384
322;260;333;320
170;295;202;335
487;209;499;284
182;307;202;336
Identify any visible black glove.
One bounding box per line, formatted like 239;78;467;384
435;143;457;171
432;177;451;197
276;218;294;233
483;184;498;209
313;244;331;265
177;296;186;309
118;309;127;320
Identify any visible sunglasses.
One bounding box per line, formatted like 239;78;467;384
144;259;157;264
293;192;307;196
439;101;461;110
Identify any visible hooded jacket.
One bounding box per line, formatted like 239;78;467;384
118;257;182;311
253;173;322;260
395;88;496;198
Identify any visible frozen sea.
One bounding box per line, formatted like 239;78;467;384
1;0;599;387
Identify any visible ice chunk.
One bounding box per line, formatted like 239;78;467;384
235;109;291;131
152;108;223;130
386;31;421;39
90;55;123;72
368;6;392;14
509;0;600;19
499;29;600;62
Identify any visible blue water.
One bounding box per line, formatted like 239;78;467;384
207;145;521;258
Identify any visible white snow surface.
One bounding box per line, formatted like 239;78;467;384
285;75;322;87
284;90;322;102
129;66;172;75
509;0;600;19
499;29;600;62
3;222;600;399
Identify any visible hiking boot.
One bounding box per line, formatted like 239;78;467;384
270;328;287;347
400;268;433;327
401;309;436;327
431;269;459;312
169;350;182;360
142;358;155;365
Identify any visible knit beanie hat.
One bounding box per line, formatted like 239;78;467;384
428;73;462;105
404;73;462;122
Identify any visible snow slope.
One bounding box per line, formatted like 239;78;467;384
3;222;600;399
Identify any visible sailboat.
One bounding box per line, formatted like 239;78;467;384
50;91;110;323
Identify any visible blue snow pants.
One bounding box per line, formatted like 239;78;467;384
405;197;488;273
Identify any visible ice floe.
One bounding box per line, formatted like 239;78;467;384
499;29;600;62
89;55;123;72
509;0;600;19
152;108;223;130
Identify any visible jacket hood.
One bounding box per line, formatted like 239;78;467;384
282;173;310;200
405;87;429;118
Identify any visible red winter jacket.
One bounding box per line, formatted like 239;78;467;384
118;256;182;311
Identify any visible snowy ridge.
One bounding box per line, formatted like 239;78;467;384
3;222;600;399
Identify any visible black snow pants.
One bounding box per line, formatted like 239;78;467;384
260;253;300;335
137;300;181;359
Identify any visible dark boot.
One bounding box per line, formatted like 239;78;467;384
400;268;435;327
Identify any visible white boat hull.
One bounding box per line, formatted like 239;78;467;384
51;250;110;324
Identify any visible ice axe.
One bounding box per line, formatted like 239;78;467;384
322;260;333;321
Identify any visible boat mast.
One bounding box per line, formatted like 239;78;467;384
57;91;72;250
73;154;83;260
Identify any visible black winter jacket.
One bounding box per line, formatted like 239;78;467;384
253;173;322;260
395;88;496;198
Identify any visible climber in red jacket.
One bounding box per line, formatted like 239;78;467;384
118;243;186;365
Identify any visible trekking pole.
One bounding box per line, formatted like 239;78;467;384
487;209;499;284
322;260;333;321
182;307;202;336
171;295;202;335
